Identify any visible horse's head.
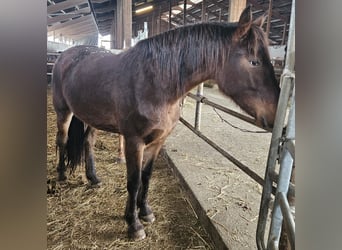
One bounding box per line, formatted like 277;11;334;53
218;6;280;129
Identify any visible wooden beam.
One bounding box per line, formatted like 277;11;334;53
248;0;288;23
96;13;114;22
206;0;227;11
51;21;96;36
47;0;88;14
94;5;115;14
48;15;93;32
91;0;109;3
47;7;91;25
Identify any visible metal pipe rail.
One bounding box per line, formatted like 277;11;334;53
184;89;294;197
186;92;272;132
278;192;295;249
179;117;277;195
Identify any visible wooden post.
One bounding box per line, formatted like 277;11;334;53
110;10;116;49
228;0;246;22
113;0;132;49
266;0;273;38
151;12;155;36
123;0;132;49
201;0;206;22
157;6;161;34
115;0;123;49
280;21;287;45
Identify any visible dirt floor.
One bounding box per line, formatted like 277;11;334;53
47;86;215;249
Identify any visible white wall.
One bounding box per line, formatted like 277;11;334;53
269;45;286;60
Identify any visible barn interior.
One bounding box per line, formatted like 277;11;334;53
47;1;295;249
47;0;292;80
47;0;292;46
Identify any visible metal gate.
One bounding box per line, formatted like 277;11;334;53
256;0;295;249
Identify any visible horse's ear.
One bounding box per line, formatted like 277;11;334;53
234;5;252;41
253;13;267;28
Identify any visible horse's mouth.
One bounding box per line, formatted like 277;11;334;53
256;116;273;130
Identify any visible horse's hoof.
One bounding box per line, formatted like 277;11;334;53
115;157;126;164
139;213;155;224
87;176;101;186
128;228;146;241
86;178;101;188
88;182;101;188
57;175;67;182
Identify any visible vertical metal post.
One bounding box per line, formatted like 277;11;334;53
169;0;172;30
280;21;287;46
267;94;295;249
283;0;295;74
194;0;206;130
183;0;187;25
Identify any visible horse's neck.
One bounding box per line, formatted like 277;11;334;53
183;72;214;93
180;52;219;94
174;45;223;94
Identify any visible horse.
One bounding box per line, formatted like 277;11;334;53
51;6;280;240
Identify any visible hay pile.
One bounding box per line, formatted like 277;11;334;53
47;86;214;249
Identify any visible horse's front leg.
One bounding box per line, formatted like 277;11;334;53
124;137;145;240
137;141;164;223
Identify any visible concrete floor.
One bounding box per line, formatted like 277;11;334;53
163;85;272;249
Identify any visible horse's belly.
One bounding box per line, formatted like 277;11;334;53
78;112;119;133
67;97;120;133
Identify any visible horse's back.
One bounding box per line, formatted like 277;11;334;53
52;45;111;84
51;45;123;132
52;45;115;102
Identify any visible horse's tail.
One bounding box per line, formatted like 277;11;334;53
66;116;85;172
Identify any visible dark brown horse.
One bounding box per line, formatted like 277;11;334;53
52;6;279;240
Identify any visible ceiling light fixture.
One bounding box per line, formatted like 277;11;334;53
135;5;153;14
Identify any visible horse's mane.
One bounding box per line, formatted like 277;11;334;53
121;22;269;96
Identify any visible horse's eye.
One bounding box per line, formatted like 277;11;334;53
249;60;260;66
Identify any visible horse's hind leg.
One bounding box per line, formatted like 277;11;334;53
55;110;73;182
116;134;126;164
84;126;101;185
138;140;165;223
124;137;145;240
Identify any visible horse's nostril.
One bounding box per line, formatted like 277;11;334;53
262;116;269;129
